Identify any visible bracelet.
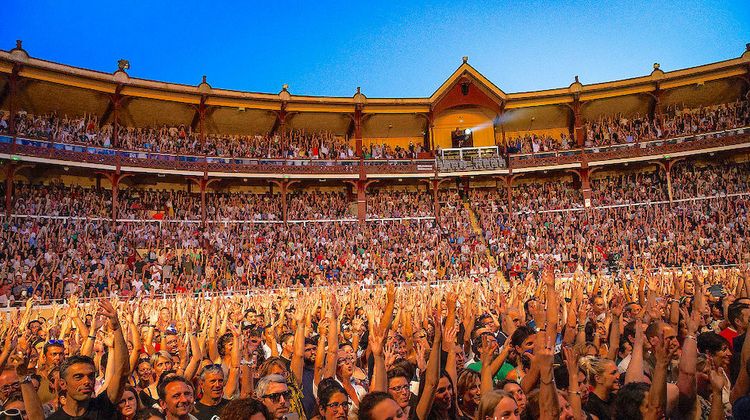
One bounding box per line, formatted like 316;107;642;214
685;335;696;341
88;335;95;339
568;390;581;396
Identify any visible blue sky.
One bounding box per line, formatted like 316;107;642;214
2;1;748;97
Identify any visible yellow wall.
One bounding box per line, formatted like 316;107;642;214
433;109;495;148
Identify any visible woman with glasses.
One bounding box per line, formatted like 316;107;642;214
139;351;173;408
316;378;350;420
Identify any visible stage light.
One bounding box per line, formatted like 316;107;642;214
465;129;472;135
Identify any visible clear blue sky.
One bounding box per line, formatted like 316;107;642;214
2;1;749;98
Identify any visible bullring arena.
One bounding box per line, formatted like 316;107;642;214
1;39;750;420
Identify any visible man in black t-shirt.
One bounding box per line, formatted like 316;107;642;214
193;365;230;420
47;300;129;419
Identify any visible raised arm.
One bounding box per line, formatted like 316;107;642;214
563;346;583;420
224;322;241;398
368;311;388;393
625;316;646;384
537;346;560;420
415;313;442;420
322;297;340;380
643;332;674;420
606;296;623;361
126;309;142;374
290;305;307;386
99;300;129;404
17;347;45;420
676;308;699;411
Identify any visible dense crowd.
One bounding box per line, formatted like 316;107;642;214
506;99;750;154
0;111;357;160
366;191;433;219
2;265;750;420
1;159;749;303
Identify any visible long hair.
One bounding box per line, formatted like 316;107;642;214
417;369;458;420
475;390;515;420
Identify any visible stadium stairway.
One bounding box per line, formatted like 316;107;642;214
463;201;497;268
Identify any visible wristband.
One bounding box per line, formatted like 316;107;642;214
684;335;696;341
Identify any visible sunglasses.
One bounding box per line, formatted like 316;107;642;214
262;390;291;403
0;408;22;417
48;339;64;345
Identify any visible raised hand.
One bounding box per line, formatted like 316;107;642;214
98;300;120;330
709;366;728;393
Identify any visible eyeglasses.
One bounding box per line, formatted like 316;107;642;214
337;357;354;365
389;384;410;393
0;408;21;417
262;390;291;403
325;401;351;410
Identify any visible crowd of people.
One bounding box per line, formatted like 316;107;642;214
1;265;750;419
0;111;359;160
3;98;748;164
505;99;750;155
366;191;433;219
1;158;749;303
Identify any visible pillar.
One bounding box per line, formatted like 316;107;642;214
424;178;449;222
99;85;127;149
272;106;288;156
344;179;377;224
654;158;684;203
98;171;132;222
422;111;434;152
353;105;363;157
495;176;514;210
649;85;663;121
188;176;221;226
198;95;208;146
270;180;299;223
570;94;584;147
7;63;21;141
1;164;30;217
570;167;593;208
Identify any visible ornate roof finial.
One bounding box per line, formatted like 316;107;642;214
462;56;469;64
356;87;361;94
653;63;660;70
16;40;22;49
574;75;579;83
282;84;289;91
746;43;750;52
202;75;207;84
117;59;130;72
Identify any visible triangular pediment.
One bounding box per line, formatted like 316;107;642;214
430;62;506;115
